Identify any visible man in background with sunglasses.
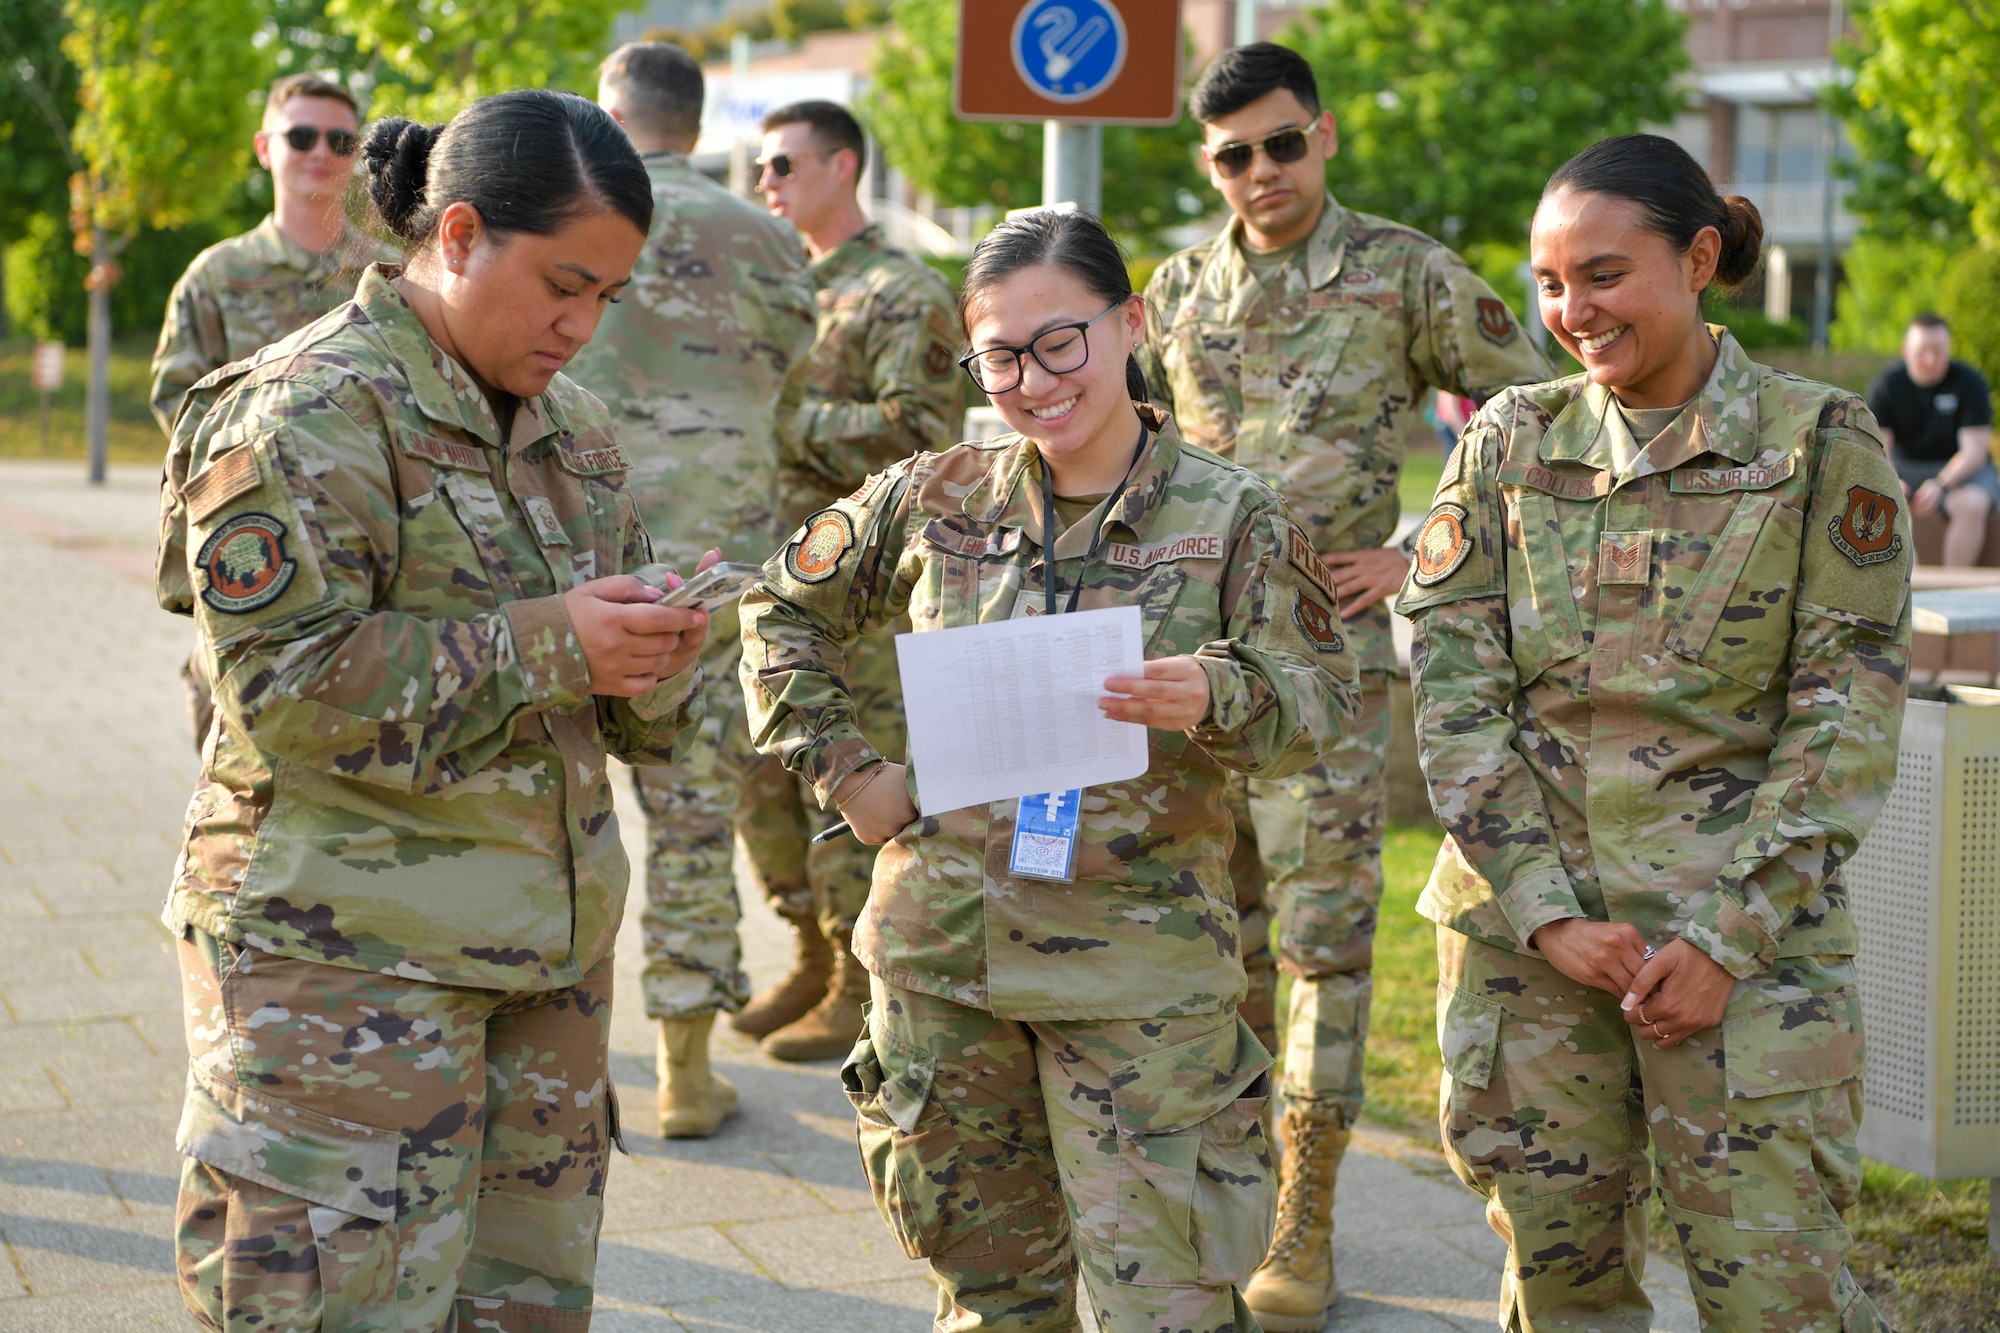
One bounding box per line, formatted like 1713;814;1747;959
149;73;396;751
150;74;393;433
1139;42;1549;1333
726;99;963;1065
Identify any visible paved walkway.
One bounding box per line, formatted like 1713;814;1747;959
0;460;1701;1331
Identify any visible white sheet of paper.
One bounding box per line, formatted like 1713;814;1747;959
895;604;1150;816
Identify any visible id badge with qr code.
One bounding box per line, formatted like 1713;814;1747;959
1009;789;1083;882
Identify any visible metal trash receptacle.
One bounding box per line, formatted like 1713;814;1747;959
1844;585;2000;1252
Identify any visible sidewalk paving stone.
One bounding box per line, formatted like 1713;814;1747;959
0;461;1705;1331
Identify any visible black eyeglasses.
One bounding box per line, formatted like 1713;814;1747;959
281;125;359;157
1205;124;1318;179
959;301;1128;394
754;149;830;182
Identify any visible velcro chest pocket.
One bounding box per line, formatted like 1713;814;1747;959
1667;482;1801;690
1503;490;1589;686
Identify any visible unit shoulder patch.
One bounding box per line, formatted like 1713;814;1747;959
1475;297;1518;346
197;512;298;614
787;508;855;584
1294;591;1346;654
183;446;261;524
1411;503;1472;587
923;339;957;381
1828;485;1903;568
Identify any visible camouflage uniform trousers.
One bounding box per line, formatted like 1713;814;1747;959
1227;611;1393;1123
843;976;1276;1333
174;927;617;1332
635;602;760;1019
737;620;908;946
1436;927;1888;1333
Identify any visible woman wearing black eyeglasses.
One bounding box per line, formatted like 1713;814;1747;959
740;209;1356;1333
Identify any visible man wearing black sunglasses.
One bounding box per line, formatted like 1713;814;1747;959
1138;42;1550;1333
150;74;393;435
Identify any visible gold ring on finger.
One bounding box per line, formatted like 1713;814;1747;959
1652;1022;1668;1041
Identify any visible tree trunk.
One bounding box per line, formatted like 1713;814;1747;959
86;226;111;486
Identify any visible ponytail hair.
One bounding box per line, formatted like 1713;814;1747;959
960;208;1151;404
1545;133;1765;289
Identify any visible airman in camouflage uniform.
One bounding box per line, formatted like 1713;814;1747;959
740;404;1357;1331
733;215;964;1061
567;44;820;1134
158;262;703;1330
1398;328;1908;1331
1139;45;1548;1326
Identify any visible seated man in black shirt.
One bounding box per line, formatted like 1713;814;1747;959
1868;311;1997;566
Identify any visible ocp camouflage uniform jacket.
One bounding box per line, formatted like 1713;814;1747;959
1140;193;1548;671
156;265;702;993
777;222;964;524
150;214;396;432
1395;330;1912;979
740;408;1358;1020
565;151;817;570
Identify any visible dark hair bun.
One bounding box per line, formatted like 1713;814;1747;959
362;117;442;242
1713;194;1765;289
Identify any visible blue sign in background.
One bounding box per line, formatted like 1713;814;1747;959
1010;0;1129;104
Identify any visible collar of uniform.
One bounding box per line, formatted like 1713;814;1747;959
1212;192;1349;321
813;221;886;280
248;214;322;273
1540;325;1760;473
352;264;511;446
976;406;1181;558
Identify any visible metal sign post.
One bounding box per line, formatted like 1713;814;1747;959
955;0;1183;212
31;341;63;454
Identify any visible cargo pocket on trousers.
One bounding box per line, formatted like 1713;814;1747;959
1436;983;1503;1090
177;1067;401;1318
1721;986;1865;1232
841;1028;988;1260
1110;1015;1275;1288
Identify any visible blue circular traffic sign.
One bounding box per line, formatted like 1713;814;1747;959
1011;0;1129;104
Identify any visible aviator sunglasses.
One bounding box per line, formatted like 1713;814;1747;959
1205;124;1319;179
280;125;359;156
754;148;833;182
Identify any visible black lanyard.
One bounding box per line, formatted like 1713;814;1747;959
1038;423;1148;617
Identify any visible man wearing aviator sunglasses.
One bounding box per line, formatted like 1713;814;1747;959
1138;42;1550;1333
151;73;394;435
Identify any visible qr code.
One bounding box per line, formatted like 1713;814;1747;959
1013;831;1073;878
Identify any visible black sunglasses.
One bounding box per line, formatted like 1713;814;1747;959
958;301;1127;395
754;149;831;182
282;125;359;157
1206;125;1317;179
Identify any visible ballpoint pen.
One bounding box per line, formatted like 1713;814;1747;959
811;821;852;844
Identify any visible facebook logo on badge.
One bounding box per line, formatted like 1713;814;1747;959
1012;0;1129;103
1010;788;1084;882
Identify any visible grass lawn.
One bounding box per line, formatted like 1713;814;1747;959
0;336;168;463
1356;822;1998;1330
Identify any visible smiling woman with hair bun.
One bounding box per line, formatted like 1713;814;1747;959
1397;131;1910;1333
156;87;718;1330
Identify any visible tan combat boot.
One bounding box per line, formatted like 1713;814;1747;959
760;932;868;1062
657;1014;738;1139
1244;1107;1352;1333
729;910;831;1039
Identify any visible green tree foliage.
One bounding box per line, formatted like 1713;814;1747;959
1281;0;1690;250
862;0;1204;250
1937;246;2000;383
1831;233;1956;353
325;0;632;122
1853;0;2000;244
0;0;79;242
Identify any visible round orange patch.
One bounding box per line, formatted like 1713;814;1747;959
1411;503;1471;587
787;509;854;583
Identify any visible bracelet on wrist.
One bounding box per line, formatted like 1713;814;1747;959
834;762;887;808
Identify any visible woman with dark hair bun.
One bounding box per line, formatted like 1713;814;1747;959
740;207;1356;1331
157;88;715;1329
1398;132;1907;1331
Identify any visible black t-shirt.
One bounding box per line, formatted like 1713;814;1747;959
1867;359;1993;463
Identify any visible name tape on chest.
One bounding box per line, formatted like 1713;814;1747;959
1411;503;1472;587
1285;527;1342;603
183;446;262;523
197;512;298;614
554;442;630;477
787;508;855;583
1597;530;1653;586
1829;485;1903;568
1669;456;1797;494
397;430;488;473
1497;460;1609;500
1105;533;1224;571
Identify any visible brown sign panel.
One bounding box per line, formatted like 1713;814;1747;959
955;0;1184;126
